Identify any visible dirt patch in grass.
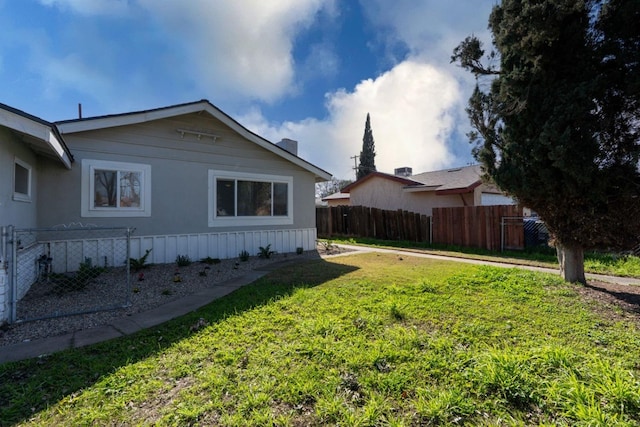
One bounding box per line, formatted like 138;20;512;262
576;280;640;322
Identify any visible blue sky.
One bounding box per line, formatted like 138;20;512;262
1;0;496;179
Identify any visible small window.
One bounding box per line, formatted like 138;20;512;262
13;158;32;202
82;159;151;217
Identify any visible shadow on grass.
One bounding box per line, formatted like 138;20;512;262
0;258;358;425
584;282;640;313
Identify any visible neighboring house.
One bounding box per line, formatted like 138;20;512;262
1;100;331;322
340;165;514;216
321;191;351;207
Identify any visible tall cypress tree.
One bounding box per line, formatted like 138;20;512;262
357;113;377;180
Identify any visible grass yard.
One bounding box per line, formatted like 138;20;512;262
330;237;640;278
1;253;640;425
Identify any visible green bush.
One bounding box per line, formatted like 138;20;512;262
239;250;250;262
176;255;192;267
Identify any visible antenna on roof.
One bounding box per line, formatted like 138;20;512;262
78;103;82;119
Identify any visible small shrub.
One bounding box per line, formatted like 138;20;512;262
239;250;250;262
296;247;304;255
53;258;105;293
130;249;152;272
258;244;274;259
200;256;221;265
176;255;192;267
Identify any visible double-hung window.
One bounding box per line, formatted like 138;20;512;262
81;159;151;217
13;158;32;202
209;170;293;226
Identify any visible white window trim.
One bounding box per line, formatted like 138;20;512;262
208;169;293;227
81;159;151;217
13;157;32;202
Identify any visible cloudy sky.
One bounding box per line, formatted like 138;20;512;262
1;0;496;179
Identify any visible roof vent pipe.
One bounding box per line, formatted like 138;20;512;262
78;103;82;119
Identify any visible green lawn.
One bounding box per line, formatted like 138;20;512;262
329;237;640;278
2;253;640;425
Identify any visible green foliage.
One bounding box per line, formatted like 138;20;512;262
200;256;221;265
129;249;152;272
52;258;105;293
3;255;640;425
258;244;274;259
296;247;304;255
357;113;376;179
452;0;640;259
175;255;191;267
238;250;250;262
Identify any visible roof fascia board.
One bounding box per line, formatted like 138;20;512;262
435;181;481;195
57;101;331;181
56;103;206;133
0;107;72;169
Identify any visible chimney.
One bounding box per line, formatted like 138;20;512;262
276;138;298;156
394;167;412;177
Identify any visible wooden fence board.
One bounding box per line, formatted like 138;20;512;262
316;204;523;251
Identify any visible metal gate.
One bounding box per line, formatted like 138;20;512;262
5;225;133;324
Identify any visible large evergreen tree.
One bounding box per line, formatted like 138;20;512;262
452;0;640;283
357;113;377;180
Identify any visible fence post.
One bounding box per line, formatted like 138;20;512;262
0;226;8;324
429;216;433;245
126;228;132;307
9;226;17;323
500;216;505;252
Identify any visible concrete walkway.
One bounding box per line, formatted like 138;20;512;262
1;245;638;364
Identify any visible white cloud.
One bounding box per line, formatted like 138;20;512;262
240;59;462;179
137;0;334;103
363;0;495;65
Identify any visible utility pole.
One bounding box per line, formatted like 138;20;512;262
350;154;359;180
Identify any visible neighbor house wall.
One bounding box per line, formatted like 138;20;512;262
348;175;475;216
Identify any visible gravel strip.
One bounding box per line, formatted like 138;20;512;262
0;248;348;348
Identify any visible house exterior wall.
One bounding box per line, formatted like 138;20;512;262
38;112;317;235
0;127;39;229
348;176;476;216
325;198;350;207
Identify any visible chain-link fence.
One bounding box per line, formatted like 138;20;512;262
5;225;132;324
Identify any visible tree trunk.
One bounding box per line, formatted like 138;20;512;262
556;243;586;284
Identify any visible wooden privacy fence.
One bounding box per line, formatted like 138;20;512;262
432;205;524;251
316;206;430;242
317;204;525;251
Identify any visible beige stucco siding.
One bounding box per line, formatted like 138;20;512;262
348;175;476;216
37;113;317;235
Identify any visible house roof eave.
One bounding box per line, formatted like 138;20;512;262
0;103;73;169
341;172;419;193
434;180;482;195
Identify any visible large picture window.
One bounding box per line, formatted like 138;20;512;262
209;170;293;227
13;158;32;202
82;159;151;217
